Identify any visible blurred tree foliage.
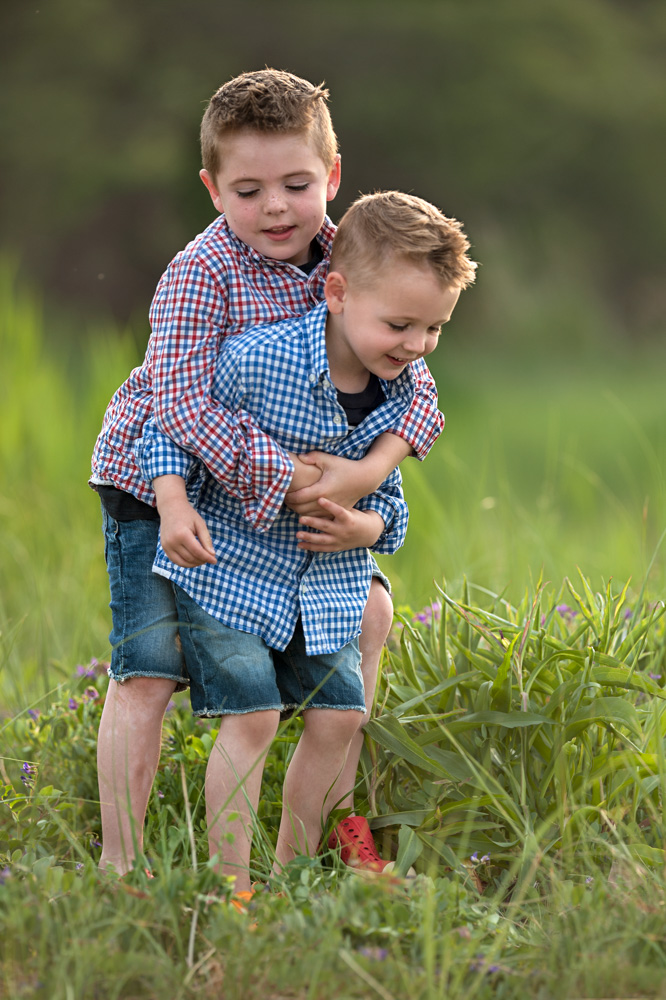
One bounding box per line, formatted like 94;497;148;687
1;0;664;339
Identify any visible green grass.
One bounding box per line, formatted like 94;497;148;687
2;586;666;998
1;264;666;997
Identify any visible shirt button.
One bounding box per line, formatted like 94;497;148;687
333;415;342;424
308;374;316;383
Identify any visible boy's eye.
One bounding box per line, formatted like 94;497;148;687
286;183;310;193
236;189;258;199
387;323;407;332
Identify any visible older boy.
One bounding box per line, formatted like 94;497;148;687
91;70;444;876
137;191;477;890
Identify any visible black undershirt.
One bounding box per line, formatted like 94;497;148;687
96;484;160;521
336;373;385;426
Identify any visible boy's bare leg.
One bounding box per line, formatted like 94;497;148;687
206;710;280;894
274;708;363;870
327;578;393;811
97;676;177;875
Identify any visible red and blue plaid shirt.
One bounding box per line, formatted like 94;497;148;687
91;214;444;528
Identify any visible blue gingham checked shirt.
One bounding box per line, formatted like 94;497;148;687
91;214;443;528
136;300;424;655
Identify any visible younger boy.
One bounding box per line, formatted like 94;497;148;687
137;191;477;890
91;70;444;876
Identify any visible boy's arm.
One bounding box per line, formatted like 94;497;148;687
147;256;295;528
286;360;444;515
296;467;409;555
152;474;217;567
150;453;320;568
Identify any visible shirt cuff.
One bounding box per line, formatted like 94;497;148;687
236;418;294;530
356;493;409;554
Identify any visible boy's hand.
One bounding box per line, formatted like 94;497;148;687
295;498;385;552
285;453;371;515
285;434;411;515
287;452;323;494
153;475;217;568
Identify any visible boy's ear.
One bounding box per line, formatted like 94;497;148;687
326;155;342;202
324;271;347;313
200;169;225;214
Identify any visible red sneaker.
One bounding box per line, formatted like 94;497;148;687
328;816;393;876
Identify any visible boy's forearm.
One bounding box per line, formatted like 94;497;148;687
361;433;412;492
152;474;188;512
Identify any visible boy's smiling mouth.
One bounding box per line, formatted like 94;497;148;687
264;225;296;240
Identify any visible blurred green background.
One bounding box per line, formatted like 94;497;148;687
1;0;664;706
3;0;665;335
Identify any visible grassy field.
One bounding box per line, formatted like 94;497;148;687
1;266;666;997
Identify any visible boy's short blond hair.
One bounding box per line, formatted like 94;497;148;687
201;69;338;178
330;191;477;290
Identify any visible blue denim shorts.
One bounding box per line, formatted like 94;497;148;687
102;510;189;689
173;585;366;717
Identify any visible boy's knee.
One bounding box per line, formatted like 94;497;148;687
361;580;393;646
109;675;177;714
304;708;364;746
218;710;280;750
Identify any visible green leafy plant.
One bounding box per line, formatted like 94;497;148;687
359;577;666;888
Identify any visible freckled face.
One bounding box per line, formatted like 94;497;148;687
324;262;460;389
200;131;341;266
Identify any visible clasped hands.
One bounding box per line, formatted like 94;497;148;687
286;451;385;554
153;450;385;569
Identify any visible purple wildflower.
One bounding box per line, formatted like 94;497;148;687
0;867;11;885
21;762;37;787
83;686;99;702
649;673;662;681
68;697;78;710
556;604;577;619
470;852;479;863
27;709;40;721
413;602;442;628
76;663;97;679
470;955;503;975
166;700;176;713
357;947;389;961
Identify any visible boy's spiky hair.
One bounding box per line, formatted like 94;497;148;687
330;191;477;290
201;69;338;177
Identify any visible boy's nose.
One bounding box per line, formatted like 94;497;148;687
264;191;288;213
402;331;428;357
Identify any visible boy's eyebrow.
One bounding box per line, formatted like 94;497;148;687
227;169;319;186
381;313;451;325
